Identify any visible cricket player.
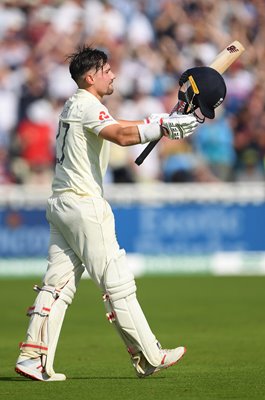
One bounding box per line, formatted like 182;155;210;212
15;46;198;381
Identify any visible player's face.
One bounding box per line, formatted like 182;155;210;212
93;63;116;98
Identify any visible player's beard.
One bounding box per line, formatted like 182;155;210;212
107;82;114;95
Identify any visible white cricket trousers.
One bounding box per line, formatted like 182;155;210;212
44;192;121;289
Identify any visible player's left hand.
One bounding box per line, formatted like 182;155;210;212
161;113;198;139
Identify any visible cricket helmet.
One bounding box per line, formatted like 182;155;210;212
178;66;227;119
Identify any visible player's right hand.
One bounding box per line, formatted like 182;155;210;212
161;114;198;140
144;113;169;124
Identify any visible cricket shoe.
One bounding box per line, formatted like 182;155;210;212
131;346;186;378
15;358;66;381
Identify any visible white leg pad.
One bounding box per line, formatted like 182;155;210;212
103;250;161;367
43;298;68;376
18;267;84;376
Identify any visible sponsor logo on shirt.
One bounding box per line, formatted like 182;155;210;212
99;111;110;122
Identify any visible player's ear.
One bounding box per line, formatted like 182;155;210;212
84;73;94;85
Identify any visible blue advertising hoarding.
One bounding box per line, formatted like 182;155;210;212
0;202;264;257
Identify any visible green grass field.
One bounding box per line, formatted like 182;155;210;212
0;275;265;400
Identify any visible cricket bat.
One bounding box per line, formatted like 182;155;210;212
135;40;245;166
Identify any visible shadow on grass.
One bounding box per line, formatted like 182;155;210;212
0;377;30;381
69;376;166;380
0;375;166;381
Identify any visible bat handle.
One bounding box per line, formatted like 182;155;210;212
135;138;161;166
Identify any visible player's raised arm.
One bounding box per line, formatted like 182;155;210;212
99;114;198;146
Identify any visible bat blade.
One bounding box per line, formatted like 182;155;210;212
209;40;245;74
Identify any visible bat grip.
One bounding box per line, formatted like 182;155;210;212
135;138;161;166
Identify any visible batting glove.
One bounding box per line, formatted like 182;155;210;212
161;114;198;139
144;113;169;124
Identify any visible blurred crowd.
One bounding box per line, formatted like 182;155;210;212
0;0;265;185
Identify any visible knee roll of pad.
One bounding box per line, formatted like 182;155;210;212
59;266;85;305
104;249;136;304
59;282;76;305
106;268;136;302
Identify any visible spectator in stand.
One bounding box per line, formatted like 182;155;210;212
160;137;197;183
192;108;236;182
17;60;48;121
0;0;265;184
12;99;55;184
0;65;19;150
0;145;12;184
232;84;265;182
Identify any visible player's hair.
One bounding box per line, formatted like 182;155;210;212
67;45;108;83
